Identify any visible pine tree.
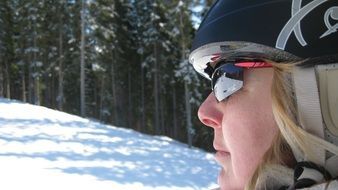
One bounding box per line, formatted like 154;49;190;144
80;0;86;116
56;0;69;111
0;0;15;99
87;0;119;122
0;0;214;151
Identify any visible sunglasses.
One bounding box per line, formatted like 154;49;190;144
210;61;272;102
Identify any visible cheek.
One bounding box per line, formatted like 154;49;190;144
222;92;278;184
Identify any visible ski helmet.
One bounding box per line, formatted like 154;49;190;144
189;0;338;79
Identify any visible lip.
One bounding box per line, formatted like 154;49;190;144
215;150;230;166
213;142;230;164
213;142;229;153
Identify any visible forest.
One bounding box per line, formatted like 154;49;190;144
0;0;215;151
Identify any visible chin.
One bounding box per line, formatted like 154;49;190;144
218;169;243;190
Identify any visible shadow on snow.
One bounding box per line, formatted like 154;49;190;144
0;117;219;188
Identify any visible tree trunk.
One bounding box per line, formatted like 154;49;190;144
51;70;55;107
154;42;160;134
2;1;11;99
140;55;145;132
180;8;192;148
33;18;40;106
156;50;165;135
172;85;177;138
99;76;105;121
28;52;33;104
0;66;3;97
111;50;118;125
58;10;64;111
184;81;193;148
21;68;26;102
128;69;133;128
35;76;40;106
4;61;10;98
80;0;86;117
158;61;164;134
93;78;98;117
160;94;165;134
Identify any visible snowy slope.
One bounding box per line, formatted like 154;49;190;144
0;98;219;190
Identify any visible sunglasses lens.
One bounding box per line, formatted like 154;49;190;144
211;63;244;102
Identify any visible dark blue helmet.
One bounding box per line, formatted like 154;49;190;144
189;0;338;78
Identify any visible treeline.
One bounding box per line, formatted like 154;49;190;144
0;0;215;151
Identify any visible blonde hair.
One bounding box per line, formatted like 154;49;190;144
245;61;338;190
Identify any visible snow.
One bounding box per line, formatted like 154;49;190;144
0;98;219;190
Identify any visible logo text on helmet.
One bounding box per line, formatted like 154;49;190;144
275;0;333;50
320;6;338;38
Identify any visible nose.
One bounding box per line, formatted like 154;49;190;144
198;92;223;129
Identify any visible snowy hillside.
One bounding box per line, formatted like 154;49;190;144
0;98;219;190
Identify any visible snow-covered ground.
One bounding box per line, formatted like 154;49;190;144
0;98;219;190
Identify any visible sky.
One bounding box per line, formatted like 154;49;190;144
0;98;219;190
191;5;204;29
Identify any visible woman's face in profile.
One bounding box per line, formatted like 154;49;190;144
198;68;278;190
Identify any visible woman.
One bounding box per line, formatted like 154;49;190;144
189;0;338;189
